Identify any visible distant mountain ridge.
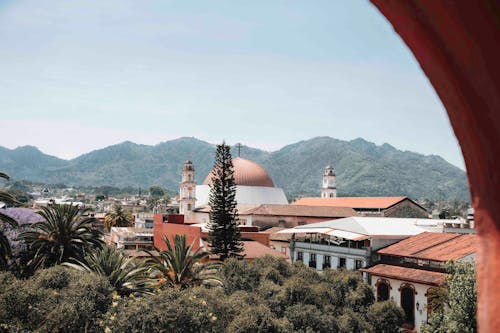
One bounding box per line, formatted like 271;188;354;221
0;137;469;201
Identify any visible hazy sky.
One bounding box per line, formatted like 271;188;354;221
0;0;465;169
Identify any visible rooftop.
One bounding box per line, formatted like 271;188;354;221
279;216;444;238
240;204;356;218
203;157;275;187
292;196;410;209
378;232;477;261
360;264;448;286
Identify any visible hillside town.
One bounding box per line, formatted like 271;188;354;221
1;1;492;332
1;151;476;332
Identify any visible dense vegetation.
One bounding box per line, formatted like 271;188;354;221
422;261;477;333
0;201;477;332
0;137;469;201
0;257;405;333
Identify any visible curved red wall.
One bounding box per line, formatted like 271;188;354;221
371;1;500;331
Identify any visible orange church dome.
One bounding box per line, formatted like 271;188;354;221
203;157;275;187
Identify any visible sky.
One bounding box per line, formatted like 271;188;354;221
0;0;465;169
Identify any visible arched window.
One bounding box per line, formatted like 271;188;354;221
329;193;334;198
399;283;417;328
375;278;391;301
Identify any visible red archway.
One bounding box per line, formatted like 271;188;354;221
370;1;499;331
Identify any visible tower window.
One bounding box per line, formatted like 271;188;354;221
187;204;191;211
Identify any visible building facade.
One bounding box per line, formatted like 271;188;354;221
179;160;196;221
361;232;476;332
321;165;337;198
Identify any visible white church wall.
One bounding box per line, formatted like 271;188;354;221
195;185;288;207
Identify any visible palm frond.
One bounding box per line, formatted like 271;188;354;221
146;234;223;288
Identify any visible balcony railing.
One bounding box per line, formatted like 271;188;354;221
295;241;368;257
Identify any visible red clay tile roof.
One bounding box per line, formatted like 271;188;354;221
241;241;288;259
240;204;356;217
204;240;288;259
292;196;408;209
360;264;448;286
378;232;477;261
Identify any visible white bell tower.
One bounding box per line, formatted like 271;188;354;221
179;160;196;220
321;165;337;198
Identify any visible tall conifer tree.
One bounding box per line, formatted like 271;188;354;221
208;143;243;260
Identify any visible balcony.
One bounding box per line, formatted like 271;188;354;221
294;241;368;257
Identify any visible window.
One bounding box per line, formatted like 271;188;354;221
309;253;317;268
323;255;331;269
377;281;390;301
355;260;363;269
297;251;303;262
400;285;416;328
330;193;334;198
339;257;346;268
187;204;191;211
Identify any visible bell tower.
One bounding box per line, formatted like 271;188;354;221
321;165;337;198
179;160;196;220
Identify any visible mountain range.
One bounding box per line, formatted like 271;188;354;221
0;137;469;201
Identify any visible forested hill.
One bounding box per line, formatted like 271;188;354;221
0;137;469;201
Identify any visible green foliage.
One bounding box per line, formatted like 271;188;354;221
64;246;154;296
147;235;222;288
0;254;405;333
221;257;261;293
208;142;243;260
0;172;19;269
285;303;339;332
104;204;134;230
0;266;112;332
422;261;477;333
22;204;103;270
149;185;166;197
366;301;405;333
227;304;292;333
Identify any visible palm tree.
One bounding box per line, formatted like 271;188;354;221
64;246;153;296
104;204;134;231
0;172;19;268
147;235;222;288
23;204;103;269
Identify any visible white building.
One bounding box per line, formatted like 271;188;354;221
195;157;288;207
186;157;288;224
279;217;447;272
361;232;476;332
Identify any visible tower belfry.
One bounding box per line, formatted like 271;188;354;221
321;165;337;198
179;160;196;220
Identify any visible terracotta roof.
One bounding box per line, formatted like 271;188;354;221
239;204;356;217
261;227;285;234
378;232;477;261
292;196;408;209
240;241;288;259
360;264;448;286
205;240;288;259
203;157;275;187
